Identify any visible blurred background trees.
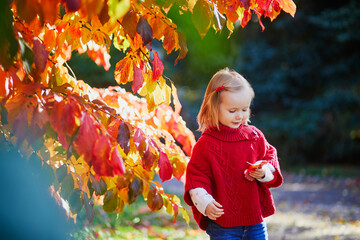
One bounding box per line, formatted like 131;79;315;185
70;0;360;169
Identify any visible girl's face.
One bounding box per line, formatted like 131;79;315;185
218;88;252;128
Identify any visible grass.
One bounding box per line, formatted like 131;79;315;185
69;197;207;240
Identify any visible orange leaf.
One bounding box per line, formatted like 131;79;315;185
149;15;167;40
40;0;60;24
114;57;133;84
171;157;185;181
163;27;178;54
43;28;57;51
14;0;40;24
121;9;138;39
151;50;163;81
175;32;188;65
279;0;296;17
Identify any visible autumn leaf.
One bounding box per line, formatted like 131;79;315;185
158;151;173;182
147;189;163;211
117;121;131;154
64;0;81;12
121;9;138;39
279;0;296;17
192;0;212;38
128;176;143;204
92;135;112;176
114;56;133;84
74;113;101;163
175;32;188;65
132;61;145;93
110;146;125;175
151;50;164;81
136;16;153;47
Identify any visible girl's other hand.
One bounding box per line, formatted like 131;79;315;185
205;200;224;220
249;168;265;179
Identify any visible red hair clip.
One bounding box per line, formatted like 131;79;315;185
215;85;225;92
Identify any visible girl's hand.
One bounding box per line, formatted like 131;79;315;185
249;168;265;179
205;200;224;220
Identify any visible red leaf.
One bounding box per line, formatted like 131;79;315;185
133;128;146;153
110;146;125;175
132;62;144;93
92;135;112;176
172;201;179;224
74;113;101;163
33;38;48;72
151;50;163;81
136;17;153;47
247;161;267;171
158;151;172;182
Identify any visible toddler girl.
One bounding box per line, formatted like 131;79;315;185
184;68;282;240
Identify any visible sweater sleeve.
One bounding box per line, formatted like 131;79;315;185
255;127;283;188
184;139;213;207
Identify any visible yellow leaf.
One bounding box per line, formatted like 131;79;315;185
188;0;198;12
108;0;131;23
180;207;190;225
171;82;181;114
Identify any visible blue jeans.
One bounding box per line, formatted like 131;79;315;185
206;221;268;240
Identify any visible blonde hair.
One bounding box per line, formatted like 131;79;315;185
197;68;255;132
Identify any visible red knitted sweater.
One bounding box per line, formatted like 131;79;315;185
184;124;283;230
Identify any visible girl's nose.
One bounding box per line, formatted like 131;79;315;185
235;112;242;120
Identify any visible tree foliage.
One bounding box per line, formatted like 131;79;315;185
0;0;295;223
236;0;360;166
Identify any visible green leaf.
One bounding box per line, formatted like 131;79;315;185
103;189;119;213
60;174;74;200
87;178;94;197
39;145;50;161
42;162;55;186
19;39;34;73
0;103;8;124
56;164;67;183
192;0;212;39
69;189;84;214
90;175;107;196
83;193;95;222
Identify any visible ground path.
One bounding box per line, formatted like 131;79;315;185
162;172;360;240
